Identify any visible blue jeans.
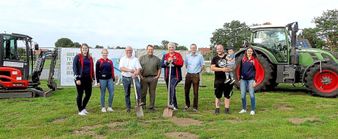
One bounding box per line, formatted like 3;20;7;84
99;79;114;108
166;78;179;108
122;76;141;109
240;79;256;111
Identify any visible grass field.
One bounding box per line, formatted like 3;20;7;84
0;74;337;139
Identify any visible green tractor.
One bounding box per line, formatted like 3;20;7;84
234;22;338;97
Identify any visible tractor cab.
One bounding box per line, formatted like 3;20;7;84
251;25;289;63
0;33;36;88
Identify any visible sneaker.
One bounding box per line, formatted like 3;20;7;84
239;109;247;114
126;108;131;113
250;111;255;115
214;108;220;114
107;107;114;112
230;79;236;84
184;106;189;111
168;105;175;109
101;107;107;113
192;108;198;112
78;111;87;116
224;79;231;83
173;107;178;111
82;109;89;114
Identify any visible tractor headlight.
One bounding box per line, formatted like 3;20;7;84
12;71;18;75
16;77;22;80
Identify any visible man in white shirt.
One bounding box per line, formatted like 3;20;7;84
119;46;142;112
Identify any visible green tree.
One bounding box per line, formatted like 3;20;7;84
17;47;26;60
95;45;104;48
210;20;250;50
161;40;169;49
176;45;188;50
73;42;81;48
55;38;74;48
115;46;125;49
313;9;338;51
300;28;325;48
153;45;162;49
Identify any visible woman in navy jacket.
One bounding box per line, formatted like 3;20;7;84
238;47;260;115
73;43;95;116
96;49;115;113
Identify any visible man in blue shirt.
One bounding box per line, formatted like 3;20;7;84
184;44;205;112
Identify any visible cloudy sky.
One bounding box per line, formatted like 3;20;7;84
1;0;337;48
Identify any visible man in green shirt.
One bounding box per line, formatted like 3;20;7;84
139;45;161;111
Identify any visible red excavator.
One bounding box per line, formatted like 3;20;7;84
0;33;57;98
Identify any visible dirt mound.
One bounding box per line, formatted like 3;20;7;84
170;117;202;127
274;103;294;111
52;117;66;123
73;122;126;138
165;132;199;139
288;117;321;125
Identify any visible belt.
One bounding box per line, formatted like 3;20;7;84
122;76;132;78
187;73;199;75
144;75;156;77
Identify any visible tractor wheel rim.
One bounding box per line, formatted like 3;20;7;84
313;69;338;93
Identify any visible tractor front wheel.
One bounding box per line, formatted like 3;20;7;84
305;63;338;97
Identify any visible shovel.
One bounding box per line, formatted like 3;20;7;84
133;77;144;117
163;62;174;117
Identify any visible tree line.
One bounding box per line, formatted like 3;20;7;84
54;38;188;50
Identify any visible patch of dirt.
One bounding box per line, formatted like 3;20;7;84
225;117;242;124
73;121;127;138
165;132;199;139
288;117;321;125
107;122;125;129
52;118;66;123
274;103;294;111
170;117;202;127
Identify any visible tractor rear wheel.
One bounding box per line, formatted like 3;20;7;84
235;53;274;91
305;63;338;97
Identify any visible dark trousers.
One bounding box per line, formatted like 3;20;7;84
141;76;158;109
184;73;200;109
75;76;92;112
166;78;179;108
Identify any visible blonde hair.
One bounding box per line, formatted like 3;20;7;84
101;48;108;54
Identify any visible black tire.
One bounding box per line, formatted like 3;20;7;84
234;53;275;91
304;63;338;97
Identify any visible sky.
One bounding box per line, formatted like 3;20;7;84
0;0;337;48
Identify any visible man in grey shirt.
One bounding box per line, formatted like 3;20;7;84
139;45;161;111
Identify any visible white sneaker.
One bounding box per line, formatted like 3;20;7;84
239;109;247;114
101;107;107;113
107;107;114;112
82;109;89;114
250;111;255;115
78;111;87;116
